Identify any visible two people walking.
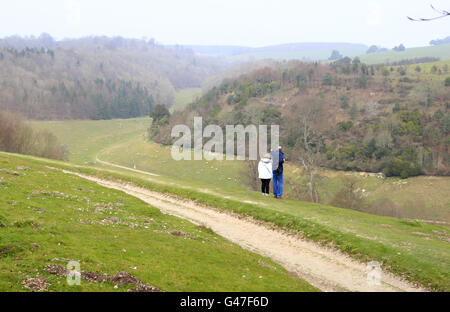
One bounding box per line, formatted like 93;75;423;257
258;146;284;199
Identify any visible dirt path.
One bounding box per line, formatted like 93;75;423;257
66;170;425;292
95;156;160;177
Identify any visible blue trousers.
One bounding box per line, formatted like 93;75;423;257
273;173;283;198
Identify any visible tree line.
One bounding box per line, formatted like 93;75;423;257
0;110;68;160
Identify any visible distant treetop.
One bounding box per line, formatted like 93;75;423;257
393;44;406;52
430;36;450;46
328;50;343;61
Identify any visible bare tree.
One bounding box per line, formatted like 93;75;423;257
296;106;322;203
241;159;260;191
408;5;449;21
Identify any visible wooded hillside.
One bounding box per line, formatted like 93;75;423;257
152;58;450;176
0;35;226;119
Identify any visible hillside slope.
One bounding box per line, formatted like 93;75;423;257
174;42;368;61
74;169;425;292
359;44;450;65
9;149;449;291
0;152;315;292
0;36;226;119
153;59;450;177
32;112;450;222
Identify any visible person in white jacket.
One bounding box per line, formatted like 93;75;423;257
258;153;273;196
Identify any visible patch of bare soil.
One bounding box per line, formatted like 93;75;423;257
44;264;161;292
81;271;107;283
22;277;50;292
170;231;196;239
16;166;30;171
0;168;19;176
45;264;69;275
129;283;161;292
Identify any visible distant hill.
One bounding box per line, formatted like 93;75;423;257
168;45;253;58
0;35;227;120
171;42;368;62
359;44;450;64
430;36;450;46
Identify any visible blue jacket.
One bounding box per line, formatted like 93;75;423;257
272;150;284;175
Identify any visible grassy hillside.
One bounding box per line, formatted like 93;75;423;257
32;117;450;223
286;167;450;222
8;151;448;291
102;138;450;223
0;152;316;292
178;42;368;62
171;88;202;112
359;44;450;65
228;44;367;62
30;118;149;164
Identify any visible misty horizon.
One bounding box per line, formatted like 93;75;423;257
0;33;447;51
1;0;449;49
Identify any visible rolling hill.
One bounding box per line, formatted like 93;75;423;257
172;42;368;62
0;36;227;120
8;117;450;290
153;59;450;177
0;152;316;292
359;44;450;65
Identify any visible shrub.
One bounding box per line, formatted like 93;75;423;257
395;111;423;136
445;77;450;87
382;158;421;178
340;95;349;109
262;108;282;125
397;67;406;76
0;110;68;160
336;121;353;131
322;73;333;86
150;104;170;125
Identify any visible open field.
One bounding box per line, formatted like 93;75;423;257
30;118;149;164
227;44;367;62
171;88;202;112
286;168;450;223
358;44;450;64
0;152;316;292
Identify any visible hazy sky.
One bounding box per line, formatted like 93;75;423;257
1;0;449;48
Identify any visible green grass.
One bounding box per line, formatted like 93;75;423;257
11;152;449;291
171;88;202;112
27;118;450;290
30;118;149;164
358;44;450;65
393;59;450;81
227;46;368;62
285;168;450;222
99;137;450;223
0;152;316;292
32;118;450;223
99;136;245;191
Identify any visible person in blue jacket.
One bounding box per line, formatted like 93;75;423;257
271;146;284;199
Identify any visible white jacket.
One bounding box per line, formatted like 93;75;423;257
258;158;273;179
